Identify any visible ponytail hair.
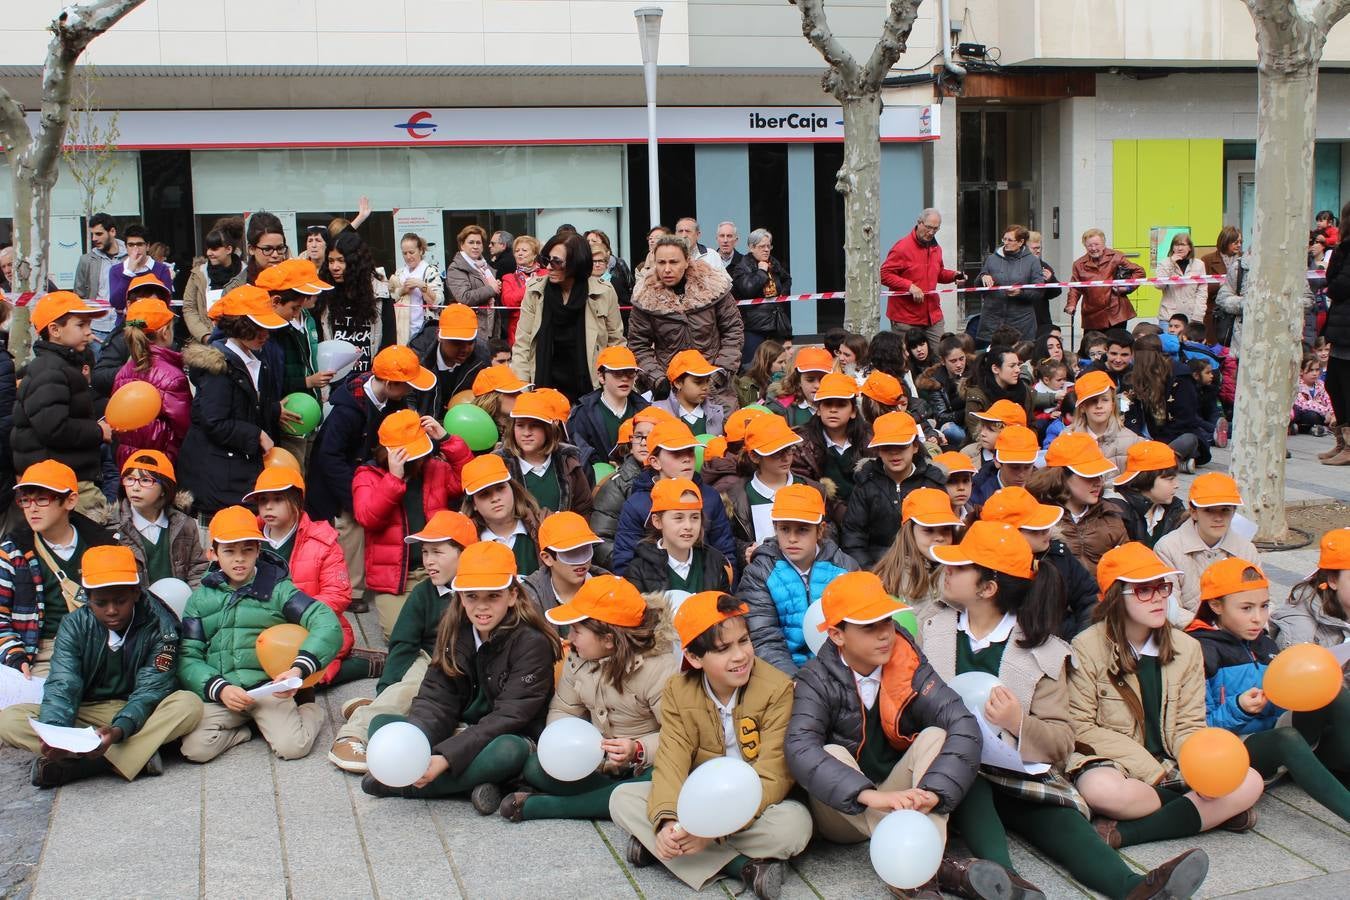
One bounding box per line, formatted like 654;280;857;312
124;318;155;373
975;560;1066;649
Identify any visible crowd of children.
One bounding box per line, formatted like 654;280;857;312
0;266;1347;900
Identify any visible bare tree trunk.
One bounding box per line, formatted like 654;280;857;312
33;176;55;293
838;94;883;333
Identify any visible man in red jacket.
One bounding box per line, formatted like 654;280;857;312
880;208;965;354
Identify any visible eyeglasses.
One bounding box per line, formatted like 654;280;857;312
16;493;59;508
255;244;288;256
546;256;567;269
122;474;158;487
1127;581;1174;601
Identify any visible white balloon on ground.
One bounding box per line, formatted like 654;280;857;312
316;339;362;381
366;721;432;787
676;756;763;837
946;671;1003;717
148;577;192;618
870;809;943;889
536;717;605;781
802;599;826;655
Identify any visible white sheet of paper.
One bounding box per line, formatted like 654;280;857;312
28;717;101;753
0;665;45;708
976;714;1051;775
246;677;303;699
750;503;777;544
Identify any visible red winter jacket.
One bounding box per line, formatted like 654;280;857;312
260;512;353;684
499;266;547;345
112;344;192;468
880;229;958;326
352;437;472;594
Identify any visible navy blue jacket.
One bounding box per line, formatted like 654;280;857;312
1039;539;1097;640
567;389;649;470
610;468;737;578
306;373;404;521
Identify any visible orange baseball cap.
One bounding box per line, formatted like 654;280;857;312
372;345;436;392
666;348;720;383
860;370;903;407
16;460;78;495
868;411;919;448
1200;557;1268;602
1188;473;1243;508
244;465;305;502
451;540;518;591
377;408;434;461
703;435;728;461
744;414;802;456
1095;542;1180;596
1045;432;1116;478
472;365;532;396
771;483;825;524
121;449;176;483
931;520;1035;578
901;487;962;528
124;297;174;332
814;372;859;402
650;477;702;512
209;285;288;328
931;450;977;475
596;346;639;372
646;419;700;458
793;347;834;373
532;388;572;422
994;425;1040;465
725;406;770;444
405;510;479;547
1114;440;1178;485
1074;371;1115;404
437;303;479;341
972;399;1027;428
31;291;105;333
126;274;171;302
674;591;748;648
1319;528;1350;570
255;257;331;295
538;511;602;552
511;391;561;424
81;545;141;590
819;571;902;631
461;453;512;495
546;574;646;628
980;486;1063;531
209;505;265;544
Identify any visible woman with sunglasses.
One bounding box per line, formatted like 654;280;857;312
509;233;624;402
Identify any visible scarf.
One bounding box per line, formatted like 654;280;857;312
207;259;241;290
535;278;590;399
462;251;495;284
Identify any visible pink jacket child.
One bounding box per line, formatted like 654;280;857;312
112;343;192;468
1294;375;1335;423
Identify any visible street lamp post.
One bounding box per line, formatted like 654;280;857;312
634;6;664;228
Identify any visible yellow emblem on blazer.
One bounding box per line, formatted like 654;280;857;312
738;716;761;759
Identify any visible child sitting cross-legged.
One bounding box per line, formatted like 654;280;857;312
624;478;733;596
115;450;208;587
177;506;343;763
500;574;677;822
609;591;813;899
1153;473;1259;625
0;546;204;787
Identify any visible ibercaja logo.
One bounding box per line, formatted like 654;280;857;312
747;111;833;132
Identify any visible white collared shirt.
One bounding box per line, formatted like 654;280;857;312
43;530;79;562
481;521;527;550
957;609;1017;653
363;377;387;411
1145;504;1167;533
519;455;553;479
852;664;883;710
131;507;169;546
659;539;694;581
225;339;262;393
265;523;297;551
825;434;852;453
1131;635;1161;658
703;675;742;758
600;393;628;418
678;403;706;426
107;607;133;651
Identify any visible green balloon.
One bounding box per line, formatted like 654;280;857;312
892;608;918;638
443;404;499;452
744;404;772;414
693;444;706;473
281;393;322;436
695;433;714;445
593;462;616;483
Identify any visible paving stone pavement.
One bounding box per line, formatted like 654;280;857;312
2;432;1346;899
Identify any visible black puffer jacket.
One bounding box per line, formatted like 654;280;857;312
786;634;981;815
624;539;732;595
1039;539;1099;641
1111;492;1187;549
730;254;792;337
408;617;557;776
91;330;130;399
12;340;104;482
177;341;281;516
916;365;964;430
841;456;946;568
0;347;16;511
307;373;403;521
1326;241;1350;347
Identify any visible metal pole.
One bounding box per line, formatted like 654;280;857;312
644;61;660;227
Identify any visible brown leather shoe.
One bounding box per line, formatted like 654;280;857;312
739;859;784;899
936;857;1016;899
1092;815;1123;849
1125;848;1209;900
625;835;654;868
1006;869;1047;900
1218;807;1258;833
887;877;943;899
498;791;530;823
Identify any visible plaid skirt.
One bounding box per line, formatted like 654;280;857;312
980;765;1094;819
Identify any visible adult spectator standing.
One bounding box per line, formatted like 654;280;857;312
1318;200;1350;465
444;224;502;345
108;225;173;314
713;221;743;272
73;213;127;351
1202;227;1242;345
674;217;720;267
629;235;743;411
731;228;792;369
585;230;633;307
1155;233;1207;328
499;235;546;344
1065;228;1145;331
1027;230;1059;331
182;219;244;345
976;224;1045;345
880;208;964;354
488;230;516;281
389;232;444;346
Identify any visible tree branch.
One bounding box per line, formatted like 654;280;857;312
0;86;32;164
861;0;923;91
795;0;862;95
1307;0;1350;32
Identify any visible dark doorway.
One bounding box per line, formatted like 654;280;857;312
138;150;195;296
626;143;697;266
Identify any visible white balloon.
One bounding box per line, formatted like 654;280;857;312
946;671;1003;716
148;577;192;618
676;757;763;838
367;721;433;788
316;340;362;381
537;717;605;782
870;810;944;889
802;600;827;655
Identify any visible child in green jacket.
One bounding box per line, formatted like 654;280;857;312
178;506;342;763
0;545;203;787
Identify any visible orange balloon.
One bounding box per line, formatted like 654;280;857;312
262;447;302;472
1263;643;1343;712
449;389;476;409
255;623;323;688
105;381;162;431
1178;727;1249;798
